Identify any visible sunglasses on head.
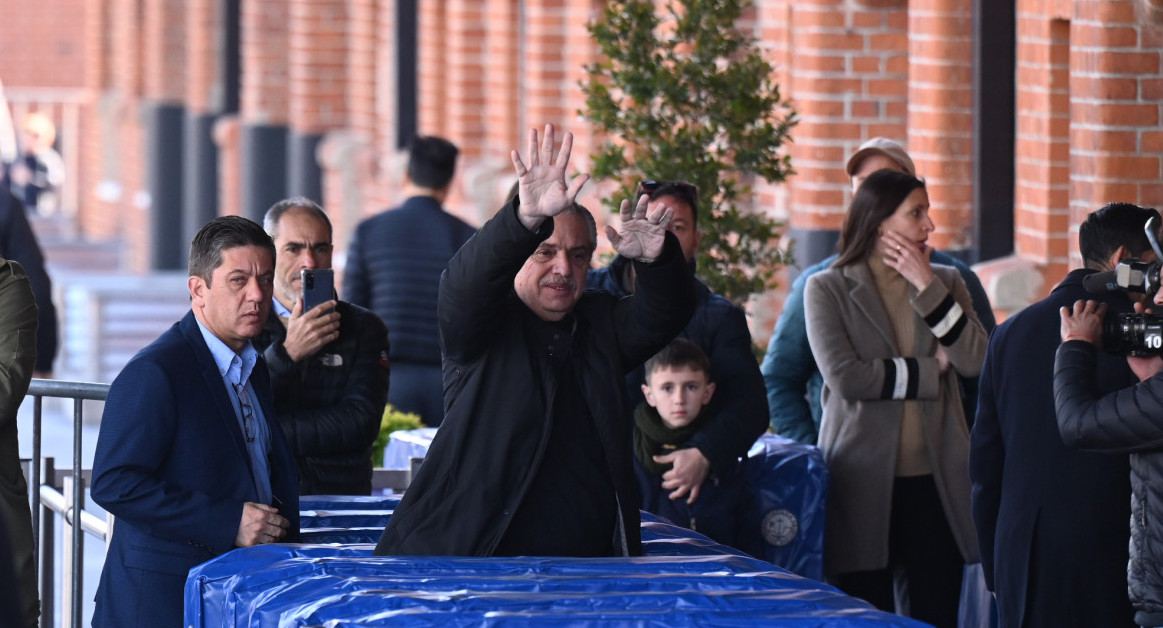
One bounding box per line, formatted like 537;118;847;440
637;180;699;205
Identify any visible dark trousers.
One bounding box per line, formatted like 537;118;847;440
834;475;964;628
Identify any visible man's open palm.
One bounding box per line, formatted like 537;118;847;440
510;124;589;227
606;195;673;261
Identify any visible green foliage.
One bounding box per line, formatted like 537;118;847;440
581;0;797;304
371;404;425;468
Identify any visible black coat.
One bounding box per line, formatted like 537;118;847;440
0;190;56;373
344;195;476;366
970;269;1135;627
254;301;390;495
1055;308;1163;627
587;257;769;474
374;201;696;557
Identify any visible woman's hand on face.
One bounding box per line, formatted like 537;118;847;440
881;229;933;291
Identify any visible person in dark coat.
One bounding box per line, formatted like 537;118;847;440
588;180;768;506
1055;213;1163;628
91;217;300;628
969;202;1154;628
0;257;40;627
373;124;696;557
254;198;390;495
0;189;57;376
344;136;475;426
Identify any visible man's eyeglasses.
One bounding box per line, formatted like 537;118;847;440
233;383;255;443
637;180;699;206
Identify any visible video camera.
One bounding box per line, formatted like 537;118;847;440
1082;216;1163;356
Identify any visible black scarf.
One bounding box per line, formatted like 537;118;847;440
633;402;708;477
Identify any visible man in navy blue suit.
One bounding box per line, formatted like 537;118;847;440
969;202;1157;627
91;216;301;627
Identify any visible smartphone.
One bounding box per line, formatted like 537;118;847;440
301;269;335;312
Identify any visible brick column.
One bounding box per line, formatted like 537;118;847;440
81;0;118;240
287;0;349;203
1070;0;1163;265
523;0;570;130
484;0;520;160
445;0;487;158
183;0;224;244
908;0;975;254
1013;7;1070;275
784;0;909;269
369;0;398;213
143;0;188;269
240;0;291;221
416;1;446;134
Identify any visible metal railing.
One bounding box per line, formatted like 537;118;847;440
20;377;419;628
25;378;110;628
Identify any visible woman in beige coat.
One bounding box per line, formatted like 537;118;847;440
804;169;986;627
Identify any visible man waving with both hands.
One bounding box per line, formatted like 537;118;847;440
374;124;696;558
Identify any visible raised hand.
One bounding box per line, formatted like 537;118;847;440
605;194;674;262
282;298;340;362
510;124;590;231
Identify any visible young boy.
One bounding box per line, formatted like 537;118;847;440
635;338;759;556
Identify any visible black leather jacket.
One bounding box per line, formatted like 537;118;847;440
1055;340;1163;627
255;301;389;495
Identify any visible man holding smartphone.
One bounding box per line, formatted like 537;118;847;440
256;197;390;495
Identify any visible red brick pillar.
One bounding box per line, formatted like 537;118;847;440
523;0;570;130
484;0;520;161
239;0;291;221
183;0;226;238
81;0;120;240
1070;1;1163;265
783;0;909;268
287;0;349;204
445;0;487;159
142;0;188;269
368;0;398;213
907;0;975;253
1013;12;1070;278
416;2;446;135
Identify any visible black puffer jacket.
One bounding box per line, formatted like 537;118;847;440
344;196;476;366
1054;340;1163;627
254;301;390;495
374;200;695;557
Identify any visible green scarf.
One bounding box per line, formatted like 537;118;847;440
633;402;708;477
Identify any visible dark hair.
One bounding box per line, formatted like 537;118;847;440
644;338;711;384
555;202;598;252
263;196;332;240
188;216;275;285
1079;203;1162;270
637;181;699;228
833;170;927;268
407;136;459;190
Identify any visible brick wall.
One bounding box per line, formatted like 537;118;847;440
5;0;1163;323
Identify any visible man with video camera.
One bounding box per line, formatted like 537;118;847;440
971;202;1157;627
1055;204;1163;628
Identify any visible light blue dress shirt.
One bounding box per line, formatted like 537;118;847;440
195;318;273;506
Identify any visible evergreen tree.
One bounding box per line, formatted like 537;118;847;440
582;0;797;304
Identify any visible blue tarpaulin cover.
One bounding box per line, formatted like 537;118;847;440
746;434;829;581
186;503;924;627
